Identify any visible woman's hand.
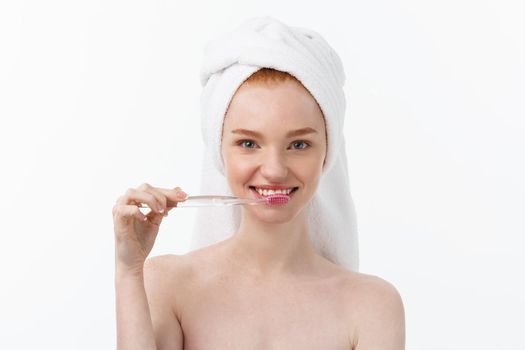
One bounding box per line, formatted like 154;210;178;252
112;183;188;274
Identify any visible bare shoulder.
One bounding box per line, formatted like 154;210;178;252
144;252;199;282
340;271;406;350
144;253;194;277
143;254;186;286
143;241;224;285
143;253;198;313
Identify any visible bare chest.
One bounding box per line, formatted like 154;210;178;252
178;273;353;350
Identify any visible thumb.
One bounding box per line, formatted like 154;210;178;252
145;207;166;226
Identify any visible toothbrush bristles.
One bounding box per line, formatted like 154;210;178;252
265;194;290;205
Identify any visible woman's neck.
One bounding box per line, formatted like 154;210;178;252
223;211;319;279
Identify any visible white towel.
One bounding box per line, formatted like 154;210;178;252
190;16;359;272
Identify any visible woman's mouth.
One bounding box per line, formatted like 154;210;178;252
248;186;299;202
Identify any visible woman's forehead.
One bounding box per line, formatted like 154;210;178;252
224;82;325;129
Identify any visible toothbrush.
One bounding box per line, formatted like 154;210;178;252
138;194;290;213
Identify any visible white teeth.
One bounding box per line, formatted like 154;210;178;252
254;187;294;196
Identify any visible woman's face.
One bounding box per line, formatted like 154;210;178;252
221;79;327;222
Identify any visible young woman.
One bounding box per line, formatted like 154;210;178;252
113;18;405;350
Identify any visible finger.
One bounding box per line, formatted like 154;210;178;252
139;184;170;213
157;186;188;209
113;203;148;227
144;206;164;226
119;188;164;215
114;201;164;226
137;183;167;213
137;185;171;221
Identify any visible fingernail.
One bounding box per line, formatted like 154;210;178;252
177;191;187;199
157;205;164;213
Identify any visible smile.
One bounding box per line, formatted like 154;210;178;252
249;186;299;198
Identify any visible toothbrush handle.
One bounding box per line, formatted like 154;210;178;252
173;195;266;207
137;196;266;214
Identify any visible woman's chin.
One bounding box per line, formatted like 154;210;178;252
248;211;296;224
243;198;304;223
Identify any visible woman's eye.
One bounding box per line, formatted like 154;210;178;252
291;141;310;150
236;140;310;150
238;140;257;148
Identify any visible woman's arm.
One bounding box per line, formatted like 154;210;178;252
143;256;185;350
115;256;184;350
115;266;157;350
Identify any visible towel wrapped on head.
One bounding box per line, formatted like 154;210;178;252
191;16;359;272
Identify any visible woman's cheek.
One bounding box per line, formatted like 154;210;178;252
233;156;254;182
226;153;254;184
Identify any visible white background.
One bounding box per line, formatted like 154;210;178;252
1;0;524;348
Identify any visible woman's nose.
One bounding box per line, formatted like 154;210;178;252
259;151;288;180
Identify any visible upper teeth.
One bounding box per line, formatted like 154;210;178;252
254;187;294;196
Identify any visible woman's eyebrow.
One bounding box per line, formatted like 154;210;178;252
231;127;317;138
